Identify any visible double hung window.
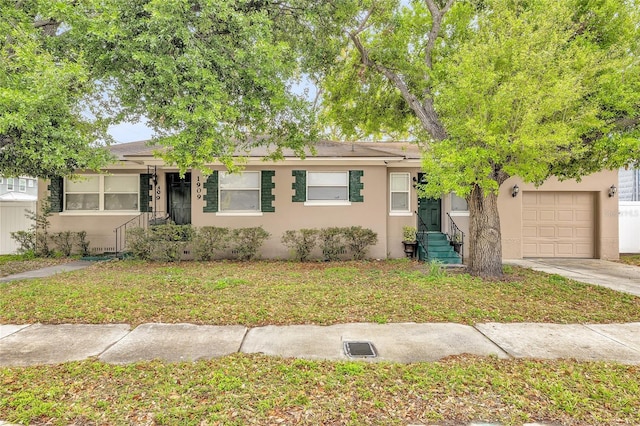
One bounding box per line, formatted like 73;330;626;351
65;175;138;211
219;171;261;212
390;173;410;213
307;172;349;202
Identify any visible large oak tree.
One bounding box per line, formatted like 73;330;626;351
306;0;640;276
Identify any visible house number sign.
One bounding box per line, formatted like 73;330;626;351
196;176;202;200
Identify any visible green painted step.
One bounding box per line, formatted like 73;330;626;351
417;232;462;264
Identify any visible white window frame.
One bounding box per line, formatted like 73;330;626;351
389;172;411;216
0;178;3;184
28;179;34;188
450;193;470;217
6;178;14;191
217;171;262;215
18;178;27;192
304;171;351;206
62;175;139;214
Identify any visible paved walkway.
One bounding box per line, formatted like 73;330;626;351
505;258;640;297
2;321;640;367
0;260;94;283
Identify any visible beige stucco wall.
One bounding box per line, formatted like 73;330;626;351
498;170;619;260
39;170;147;253
41;166;619;261
190;165;390;259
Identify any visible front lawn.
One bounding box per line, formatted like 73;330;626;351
1;260;639;326
1;355;639;426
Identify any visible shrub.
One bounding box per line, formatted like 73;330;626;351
125;224;194;261
126;227;151;260
76;231;91;256
148;224;194;262
281;228;318;261
10;230;35;255
230;227;270;261
318;227;346;261
344;226;378;260
193;226;230;261
402;226;417;242
52;231;74;257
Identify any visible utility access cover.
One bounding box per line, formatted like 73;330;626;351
344;341;377;358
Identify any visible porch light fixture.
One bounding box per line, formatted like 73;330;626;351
608;184;617;197
511;184;520;197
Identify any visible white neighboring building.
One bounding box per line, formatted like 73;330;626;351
619;168;640;253
0;177;37;255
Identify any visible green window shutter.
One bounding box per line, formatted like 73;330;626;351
261;170;275;212
139;174;153;212
292;170;306;202
349;170;364;202
48;177;64;212
203;171;219;213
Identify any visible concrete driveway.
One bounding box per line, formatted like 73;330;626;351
505;258;640;297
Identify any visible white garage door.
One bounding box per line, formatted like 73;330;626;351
522;192;595;258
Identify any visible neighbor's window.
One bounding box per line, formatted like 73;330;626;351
28;179;34;188
390;173;410;212
65;175;138;211
307;172;348;201
6;178;14;191
451;193;468;212
18;178;27;192
219;171;260;212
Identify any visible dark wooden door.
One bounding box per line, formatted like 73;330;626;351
167;173;191;225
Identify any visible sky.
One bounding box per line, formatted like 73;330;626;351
108;120;154;144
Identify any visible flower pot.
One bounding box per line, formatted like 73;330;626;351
403;241;418;258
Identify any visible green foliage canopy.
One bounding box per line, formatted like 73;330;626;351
1;0;318;177
314;0;640;197
0;0;112;178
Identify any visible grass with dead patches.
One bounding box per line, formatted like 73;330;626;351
618;253;640;267
1;355;639;426
1;260;639;326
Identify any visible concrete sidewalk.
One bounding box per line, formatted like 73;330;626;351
2;321;640;367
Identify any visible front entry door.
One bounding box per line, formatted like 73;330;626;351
418;196;441;233
167;173;191;225
416;174;441;232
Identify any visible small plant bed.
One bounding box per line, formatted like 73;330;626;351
0;255;74;278
1;355;639;425
2;260;639;326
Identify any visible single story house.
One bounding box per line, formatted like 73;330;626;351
38;140;620;261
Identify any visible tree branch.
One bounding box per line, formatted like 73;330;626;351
423;0;454;69
348;32;447;140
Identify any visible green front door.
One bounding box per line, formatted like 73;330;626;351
418;196;442;233
416;173;441;232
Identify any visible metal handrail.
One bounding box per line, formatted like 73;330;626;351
114;211;168;257
446;212;464;263
414;210;429;260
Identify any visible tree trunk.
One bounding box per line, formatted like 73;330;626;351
467;183;503;278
